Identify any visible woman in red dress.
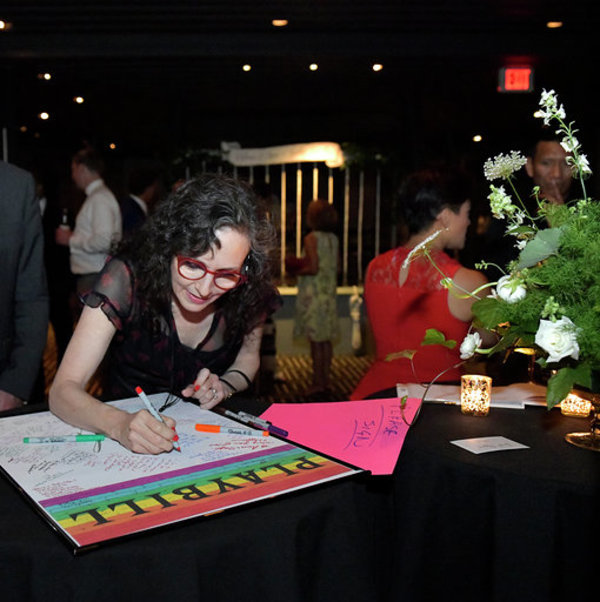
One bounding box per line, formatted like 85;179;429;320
351;168;490;400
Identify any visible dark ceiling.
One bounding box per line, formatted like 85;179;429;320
0;1;597;177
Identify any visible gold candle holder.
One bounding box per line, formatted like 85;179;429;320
460;374;492;416
560;393;592;417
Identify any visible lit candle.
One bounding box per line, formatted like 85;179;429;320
560;393;592;417
460;374;492;416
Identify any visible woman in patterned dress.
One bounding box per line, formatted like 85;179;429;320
292;199;339;396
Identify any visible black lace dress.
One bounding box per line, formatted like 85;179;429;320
84;258;244;401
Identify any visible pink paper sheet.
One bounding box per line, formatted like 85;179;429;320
260;397;422;475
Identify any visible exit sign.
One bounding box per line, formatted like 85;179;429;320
498;67;534;92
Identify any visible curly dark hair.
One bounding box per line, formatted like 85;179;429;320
397;168;472;236
116;173;279;340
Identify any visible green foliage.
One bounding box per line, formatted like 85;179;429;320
515;227;563;269
385;350;416;362
546;364;592;407
421;329;456;349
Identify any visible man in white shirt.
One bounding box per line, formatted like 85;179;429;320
56;147;122;295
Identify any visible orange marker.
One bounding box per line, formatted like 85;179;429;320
195;424;269;437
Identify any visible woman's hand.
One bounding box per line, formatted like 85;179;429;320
114;409;178;454
181;367;227;409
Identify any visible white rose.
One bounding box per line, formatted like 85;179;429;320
534;317;580;363
496;275;527;303
460;332;482;360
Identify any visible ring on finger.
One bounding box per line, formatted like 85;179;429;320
209;387;218;399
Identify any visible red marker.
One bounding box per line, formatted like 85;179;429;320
135;386;181;452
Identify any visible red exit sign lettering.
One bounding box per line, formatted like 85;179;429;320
498;67;534;92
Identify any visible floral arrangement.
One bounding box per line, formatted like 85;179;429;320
406;90;598;407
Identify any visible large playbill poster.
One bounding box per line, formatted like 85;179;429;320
0;396;360;551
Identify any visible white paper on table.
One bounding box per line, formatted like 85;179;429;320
450;436;530;454
397;381;549;410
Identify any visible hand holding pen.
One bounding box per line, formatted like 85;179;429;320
118;386;181;454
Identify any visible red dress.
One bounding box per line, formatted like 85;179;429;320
351;247;470;400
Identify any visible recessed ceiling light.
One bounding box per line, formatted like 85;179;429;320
309;63;318;71
73;96;85;104
272;19;288;27
109;143;117;150
472;134;483;143
38;112;49;120
0;20;13;31
372;63;383;72
37;73;52;81
242;64;252;72
546;21;563;29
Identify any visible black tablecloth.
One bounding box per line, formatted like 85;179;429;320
1;396;599;602
376;393;600;602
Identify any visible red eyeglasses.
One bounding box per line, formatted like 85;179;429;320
176;256;248;291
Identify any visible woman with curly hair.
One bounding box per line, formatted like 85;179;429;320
50;174;279;454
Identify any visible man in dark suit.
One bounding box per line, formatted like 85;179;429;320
0;161;49;411
120;162;163;236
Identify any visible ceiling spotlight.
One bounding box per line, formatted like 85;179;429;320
37;73;52;81
19;126;27;133
242;64;252;72
109;143;117;150
73;96;85;104
309;63;318;71
0;20;13;31
38;112;49;121
472;134;483;143
272;19;288;27
546;21;563;29
372;63;383;72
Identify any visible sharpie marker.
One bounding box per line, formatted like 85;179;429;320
195;424;269;437
223;409;289;438
135;385;181;452
23;435;105;444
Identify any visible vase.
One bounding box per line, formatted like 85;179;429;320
564;371;600;452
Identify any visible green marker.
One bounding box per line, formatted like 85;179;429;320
23;434;105;443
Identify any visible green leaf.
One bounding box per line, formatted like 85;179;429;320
546;364;592;407
471;297;510;330
516;227;563;269
385;350;416;362
421;328;456;349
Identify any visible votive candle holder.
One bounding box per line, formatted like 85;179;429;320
460;374;492;416
560;393;592;417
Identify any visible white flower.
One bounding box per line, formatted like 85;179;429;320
460;332;482;360
401;229;443;270
515;239;527;250
483;151;527;181
488;185;516;219
496;275;527;303
573;153;592;176
561;135;580;154
534;316;580;363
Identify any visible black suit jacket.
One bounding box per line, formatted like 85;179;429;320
120;195;147;236
0;161;49;400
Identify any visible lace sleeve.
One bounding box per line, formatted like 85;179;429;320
82;258;134;331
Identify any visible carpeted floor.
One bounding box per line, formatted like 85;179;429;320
43;326;374;404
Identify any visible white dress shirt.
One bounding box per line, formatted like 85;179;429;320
69;178;122;275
